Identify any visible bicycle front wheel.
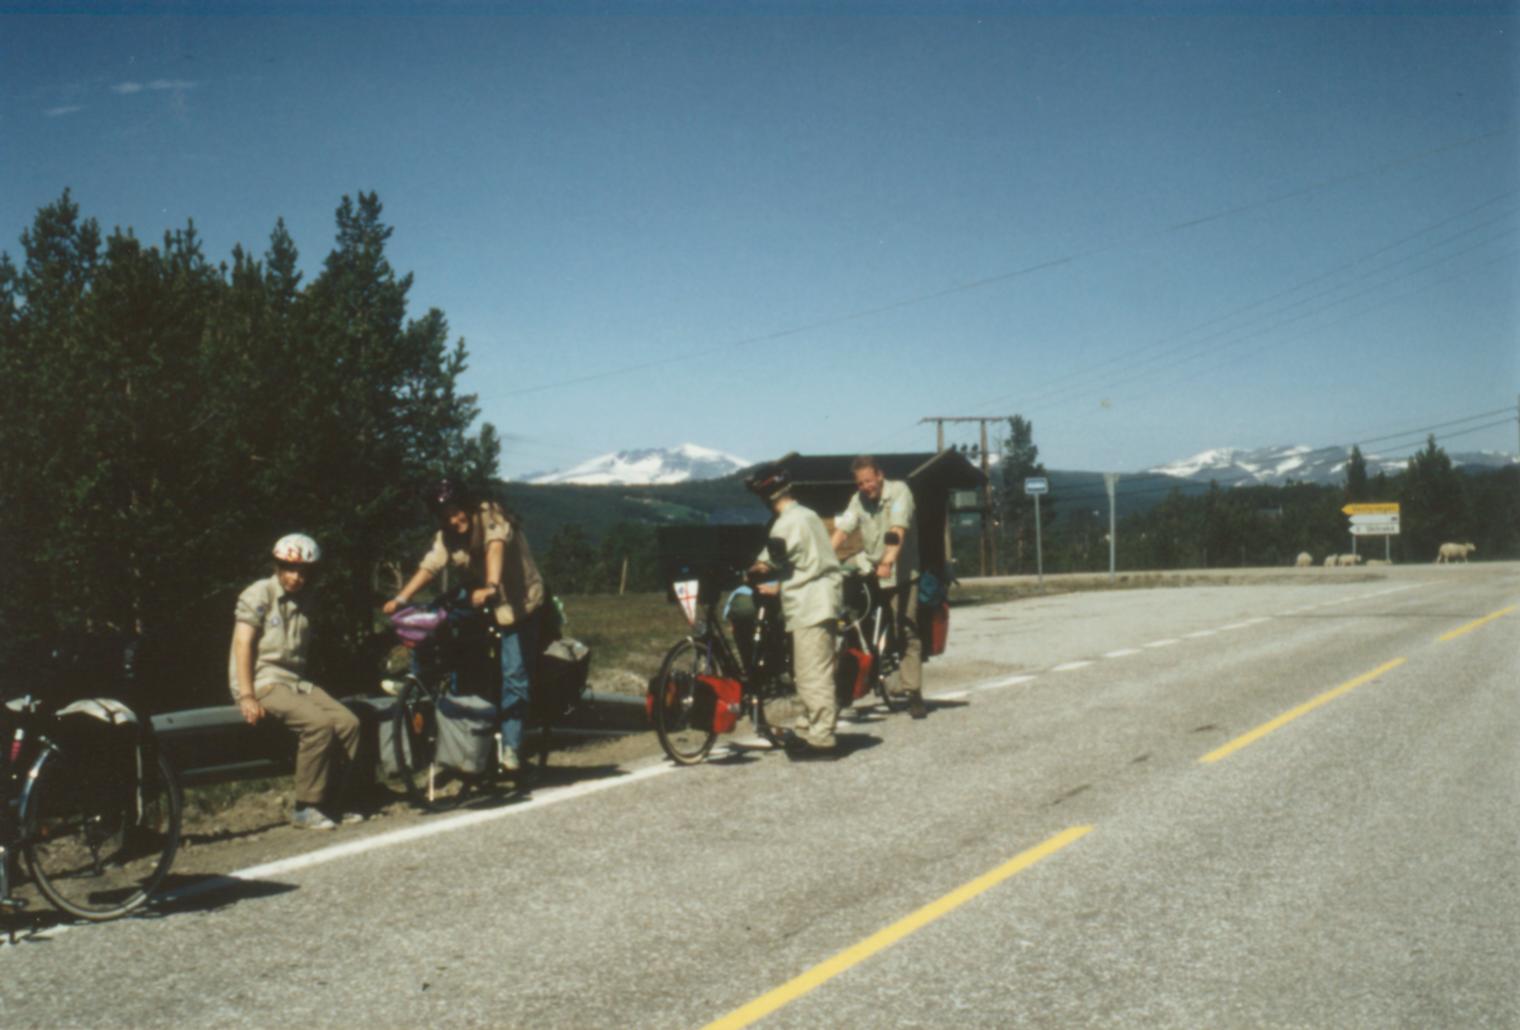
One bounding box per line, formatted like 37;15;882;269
392;678;439;806
652;637;719;766
24;745;182;921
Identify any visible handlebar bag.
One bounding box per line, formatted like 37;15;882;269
390;607;449;648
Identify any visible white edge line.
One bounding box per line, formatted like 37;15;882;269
188;763;679;889
1104;648;1140;658
1184;630;1218;638
1143;639;1180;649
974;674;1037;691
1051;661;1093;672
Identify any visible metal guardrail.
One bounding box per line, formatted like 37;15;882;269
151;691;649;786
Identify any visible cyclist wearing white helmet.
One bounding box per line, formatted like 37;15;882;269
229;533;363;830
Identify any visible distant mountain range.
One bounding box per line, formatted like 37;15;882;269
519;441;1516;489
522;443;752;485
1146;444;1517;489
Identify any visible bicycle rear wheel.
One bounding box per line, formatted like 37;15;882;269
652;637;719;765
24;745;182;921
392;678;440;806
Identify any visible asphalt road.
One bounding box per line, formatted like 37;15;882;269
4;563;1516;1028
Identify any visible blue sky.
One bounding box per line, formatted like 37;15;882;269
4;1;1517;479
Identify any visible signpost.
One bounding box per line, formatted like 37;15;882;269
1343;503;1400;561
1025;477;1048;589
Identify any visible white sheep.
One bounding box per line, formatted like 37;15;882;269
1336;553;1364;567
1323;554;1338;568
1295;552;1313;568
1435;542;1477;564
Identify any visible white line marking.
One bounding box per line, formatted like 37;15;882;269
1052;661;1093;672
1219;617;1272;631
201;763;678;887
1104;648;1140;658
1184;629;1218;638
1143;639;1180;649
974;674;1037;691
938;690;971;701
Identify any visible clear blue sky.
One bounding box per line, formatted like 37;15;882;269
4;1;1517;479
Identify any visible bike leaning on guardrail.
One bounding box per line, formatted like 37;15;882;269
1;685;182;922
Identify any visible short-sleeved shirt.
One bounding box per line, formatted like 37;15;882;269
227;575;315;700
762;501;844;630
835;478;919;588
419;501;545;626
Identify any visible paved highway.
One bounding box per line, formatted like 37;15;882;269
3;563;1516;1028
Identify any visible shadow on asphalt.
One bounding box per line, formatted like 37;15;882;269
152;873;298;917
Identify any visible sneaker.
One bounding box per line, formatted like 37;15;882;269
291;807;336;831
499;745;521;772
907;692;928;720
336;811;367;826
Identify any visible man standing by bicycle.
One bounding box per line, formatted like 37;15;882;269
747;464;844;759
230;534;363;830
830;456;927;719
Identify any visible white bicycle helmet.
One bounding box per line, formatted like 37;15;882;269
272;533;321;565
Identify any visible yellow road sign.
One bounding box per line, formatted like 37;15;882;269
1342;502;1400;516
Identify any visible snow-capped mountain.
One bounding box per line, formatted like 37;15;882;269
524;444;752;486
1148;444;1517;488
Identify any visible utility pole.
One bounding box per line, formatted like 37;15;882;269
1104;472;1119;582
921;416;1019;577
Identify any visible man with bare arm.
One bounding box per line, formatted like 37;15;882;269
830;456;926;719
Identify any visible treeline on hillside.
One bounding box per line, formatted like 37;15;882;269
985;441;1519;575
0;191;498;710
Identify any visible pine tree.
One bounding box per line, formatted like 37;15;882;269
1400;435;1466;561
1345;446;1370;502
997;415;1052;572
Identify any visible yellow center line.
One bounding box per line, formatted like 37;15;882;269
1199;657;1407;765
1438;604;1517;643
702;825;1094;1030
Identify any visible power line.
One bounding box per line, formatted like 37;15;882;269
495;127;1512;401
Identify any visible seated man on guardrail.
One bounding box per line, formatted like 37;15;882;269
229;534;362;831
829;455;926;719
746;464;844;759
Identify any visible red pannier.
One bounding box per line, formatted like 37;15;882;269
690;675;743;734
835;647;874;704
925;603;950;657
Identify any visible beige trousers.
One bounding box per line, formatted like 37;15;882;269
887;583;923;696
792;622;838;748
258;684;360;806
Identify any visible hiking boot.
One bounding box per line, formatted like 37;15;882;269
499;745;522;772
291;807;336;831
334;810;367;826
907;692;928;720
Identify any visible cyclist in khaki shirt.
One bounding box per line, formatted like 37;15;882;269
229;534;361;831
747;464;844;757
830;455;926;719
